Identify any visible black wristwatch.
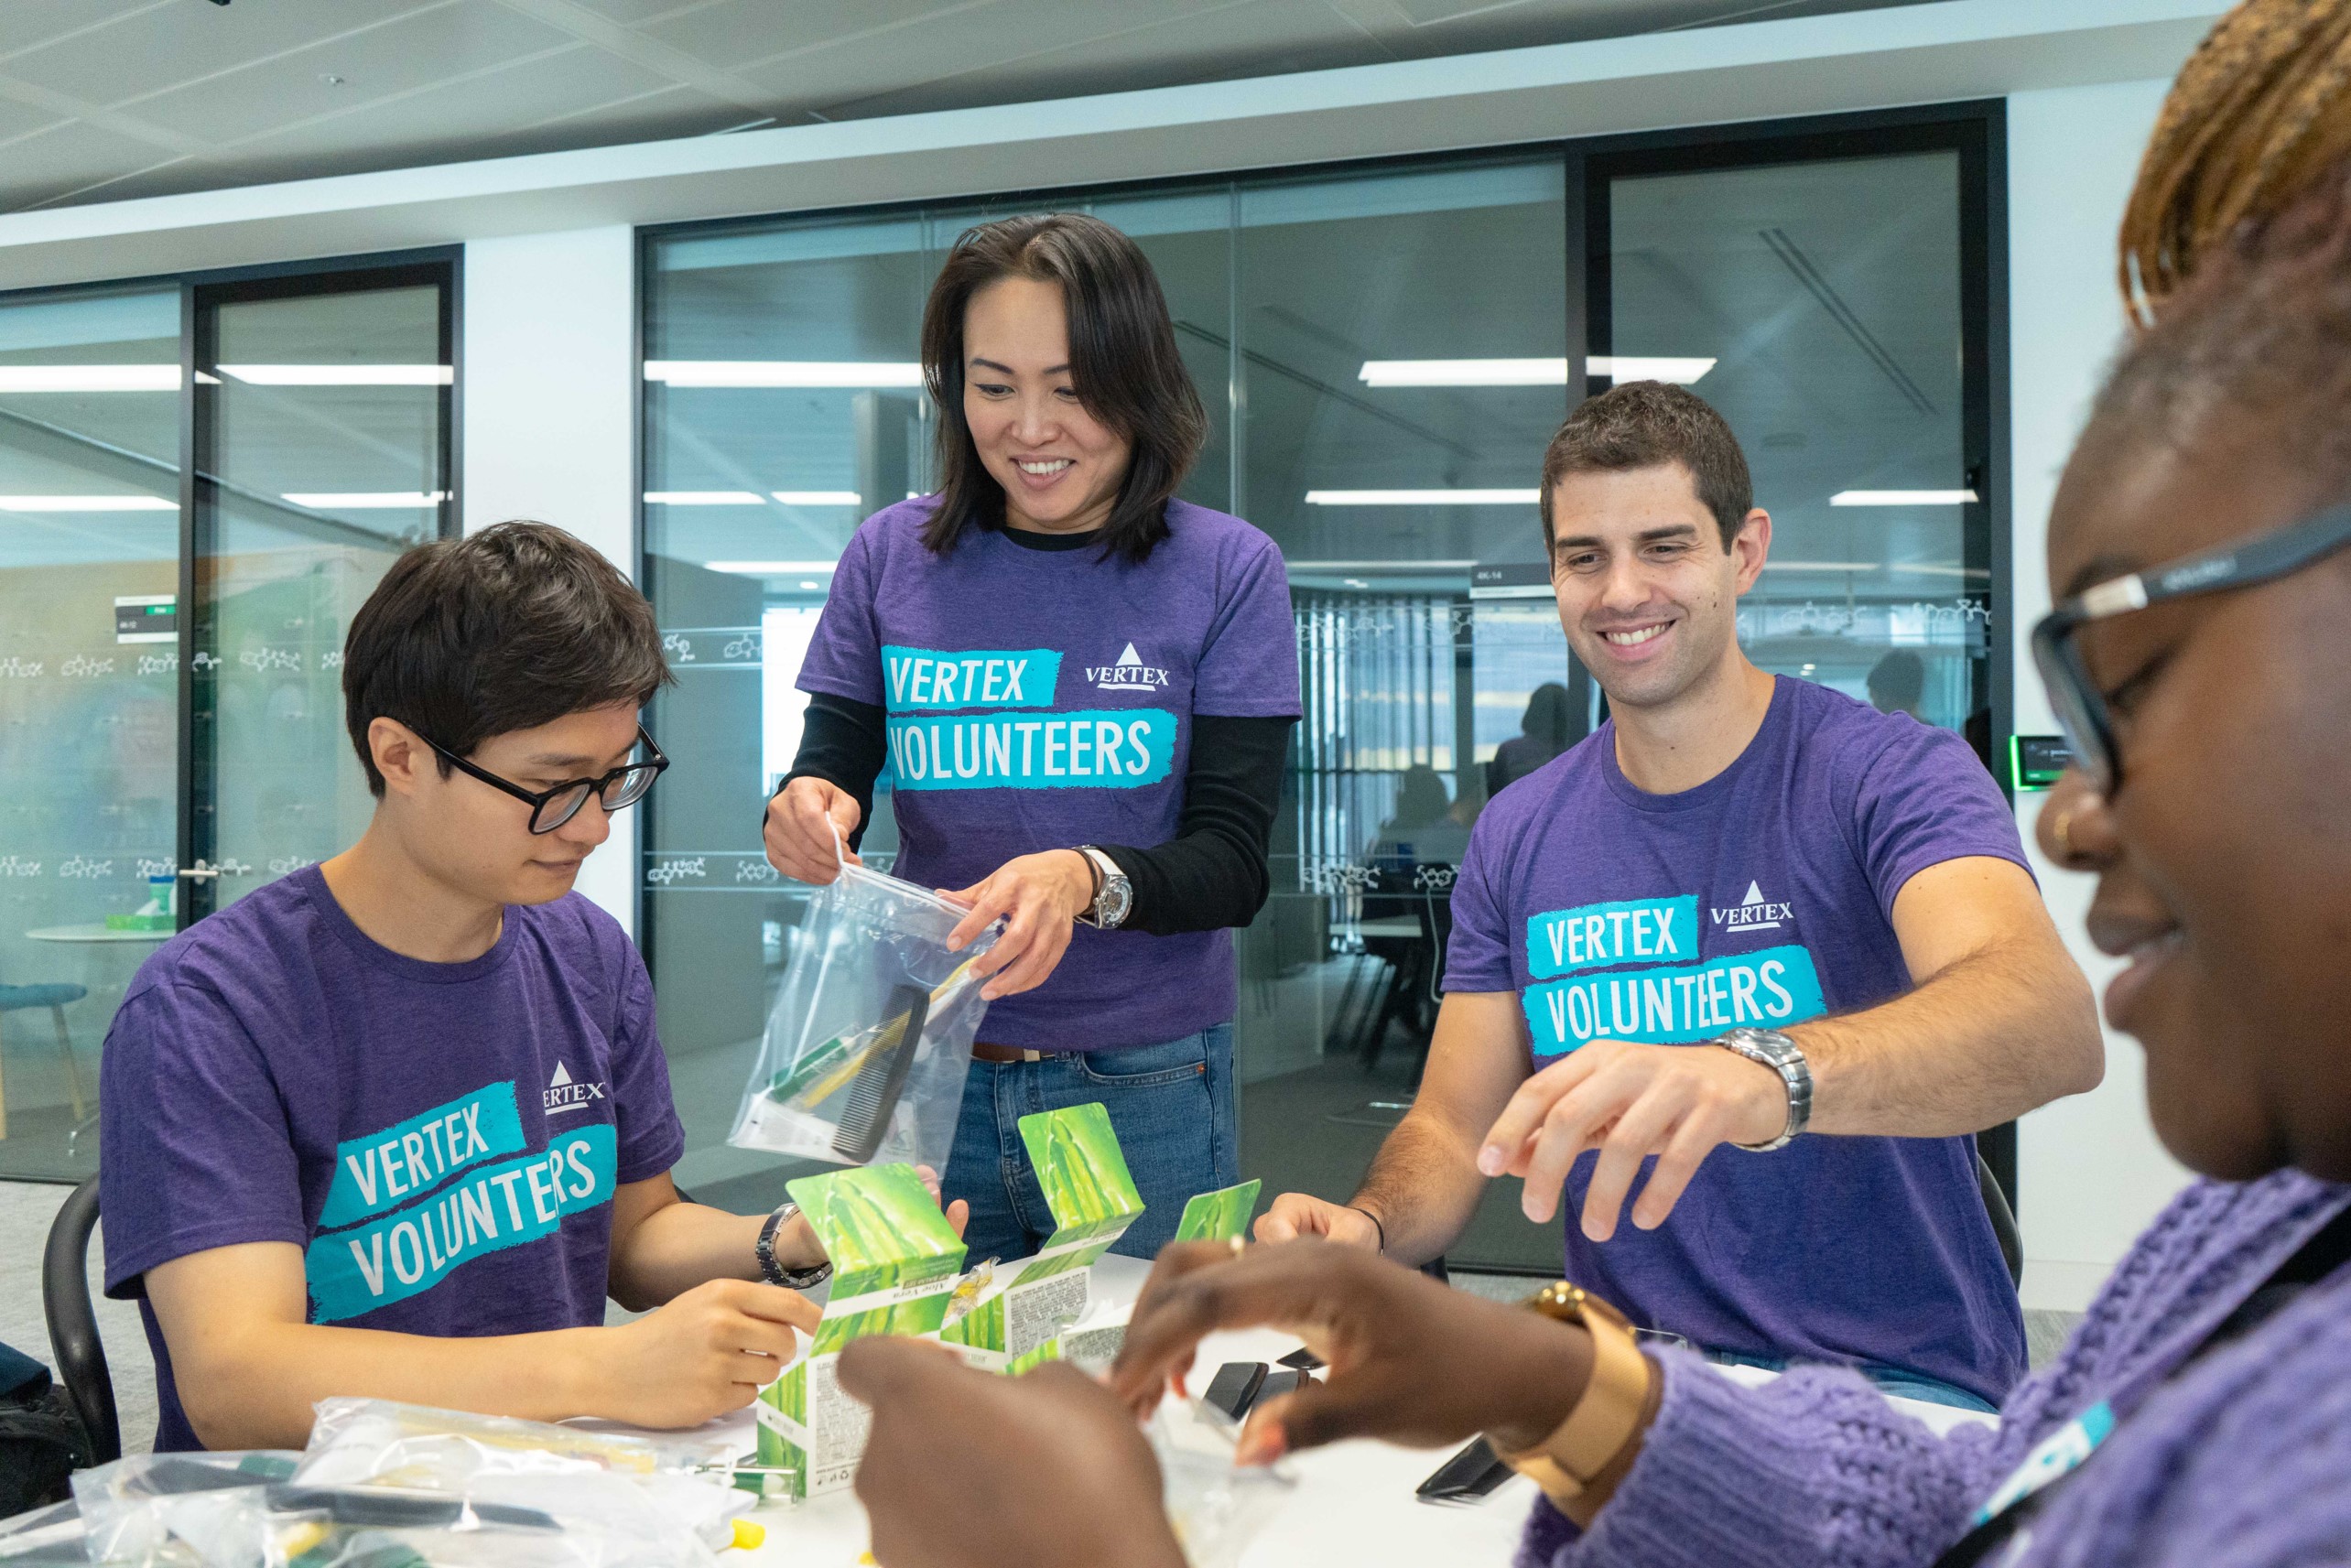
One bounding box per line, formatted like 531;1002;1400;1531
756;1201;832;1290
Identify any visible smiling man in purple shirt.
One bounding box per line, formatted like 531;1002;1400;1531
1262;384;2102;1409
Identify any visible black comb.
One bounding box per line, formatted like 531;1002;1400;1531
831;982;927;1162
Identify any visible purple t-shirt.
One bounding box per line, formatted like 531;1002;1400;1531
796;498;1301;1052
1446;676;2029;1402
99;866;685;1451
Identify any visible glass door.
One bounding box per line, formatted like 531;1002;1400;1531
0;288;183;1180
0;258;455;1183
184;266;456;923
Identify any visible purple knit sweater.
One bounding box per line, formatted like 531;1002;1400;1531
1522;1169;2351;1568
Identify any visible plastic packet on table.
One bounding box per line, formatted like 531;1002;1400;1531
297;1400;731;1487
0;1498;89;1564
295;1400;746;1555
1151;1401;1295;1568
71;1451;299;1567
193;1480;714;1568
728;851;997;1172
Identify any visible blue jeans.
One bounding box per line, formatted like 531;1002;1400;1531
1705;1350;1999;1413
943;1024;1237;1264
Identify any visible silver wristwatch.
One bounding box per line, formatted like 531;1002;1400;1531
1711;1026;1813;1152
756;1200;832;1290
1073;846;1132;930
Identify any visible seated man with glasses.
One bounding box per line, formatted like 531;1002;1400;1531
96;522;918;1451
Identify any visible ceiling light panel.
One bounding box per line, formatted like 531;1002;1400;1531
1829;490;1979;506
1304;489;1539;505
1357;356;1715;386
0;365;179;392
645;361;925;388
282;492;448;508
770;491;862;506
218;364;452;385
0;495;176;511
645;491;764;504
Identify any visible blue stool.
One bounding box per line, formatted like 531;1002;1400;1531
0;983;89;1143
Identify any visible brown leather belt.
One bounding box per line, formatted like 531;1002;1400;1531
971;1041;1049;1064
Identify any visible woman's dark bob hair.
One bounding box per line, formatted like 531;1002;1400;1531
917;212;1208;563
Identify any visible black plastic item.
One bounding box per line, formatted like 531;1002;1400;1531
41;1176;118;1466
122;1457;281;1498
265;1486;559;1531
1977;1151;2022;1288
1201;1362;1268;1425
1275;1347;1326;1371
831;984;928;1163
1415;1436;1515;1506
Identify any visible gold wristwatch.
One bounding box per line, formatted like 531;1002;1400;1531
1489;1281;1653;1509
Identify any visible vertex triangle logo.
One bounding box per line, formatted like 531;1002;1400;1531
1085;639;1170;691
1712;880;1793;932
544;1059;607;1116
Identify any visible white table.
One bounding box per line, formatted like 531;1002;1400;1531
711;1255;1992;1567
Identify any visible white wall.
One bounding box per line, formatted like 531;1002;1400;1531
460;227;641;936
2006;78;2194;1312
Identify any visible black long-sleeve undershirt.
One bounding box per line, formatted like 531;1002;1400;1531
777;691;1292;935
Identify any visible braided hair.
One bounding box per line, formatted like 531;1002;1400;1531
2120;0;2351;323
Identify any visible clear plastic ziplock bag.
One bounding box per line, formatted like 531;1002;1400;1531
1151;1402;1295;1568
729;845;997;1172
294;1400;746;1558
71;1451;298;1566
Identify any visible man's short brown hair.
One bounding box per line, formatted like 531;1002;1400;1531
342;521;672;796
1539;381;1754;553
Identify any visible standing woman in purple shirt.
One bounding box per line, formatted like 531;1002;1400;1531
764;213;1302;1261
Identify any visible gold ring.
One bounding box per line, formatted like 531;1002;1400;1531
2053;805;2077;862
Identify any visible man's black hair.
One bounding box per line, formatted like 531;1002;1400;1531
341;521;673;795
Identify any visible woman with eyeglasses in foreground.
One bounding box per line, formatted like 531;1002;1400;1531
835;11;2351;1565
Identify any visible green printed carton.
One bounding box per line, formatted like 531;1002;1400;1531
941;1102;1143;1374
1173;1178;1262;1245
753;1162;967;1499
1056;1178;1264;1368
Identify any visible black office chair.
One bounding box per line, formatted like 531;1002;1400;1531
1977;1151;2023;1289
42;1176;119;1465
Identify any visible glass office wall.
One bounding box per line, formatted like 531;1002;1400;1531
190;273;455;920
0;289;182;1177
642;114;1996;1263
1598;148;1987;737
0;259;455;1182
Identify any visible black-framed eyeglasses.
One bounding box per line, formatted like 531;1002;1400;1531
420;724;669;834
2031;500;2351;795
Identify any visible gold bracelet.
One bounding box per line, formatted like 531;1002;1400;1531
1489;1281;1652;1509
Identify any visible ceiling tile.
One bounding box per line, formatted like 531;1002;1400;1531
0;95;77;147
647;0;976;74
190;52;735;181
0;118;184;212
124;0;581;146
0;0;1943;209
558;0;727;23
0;1;176;63
743;0;1254;112
11;0;452;109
